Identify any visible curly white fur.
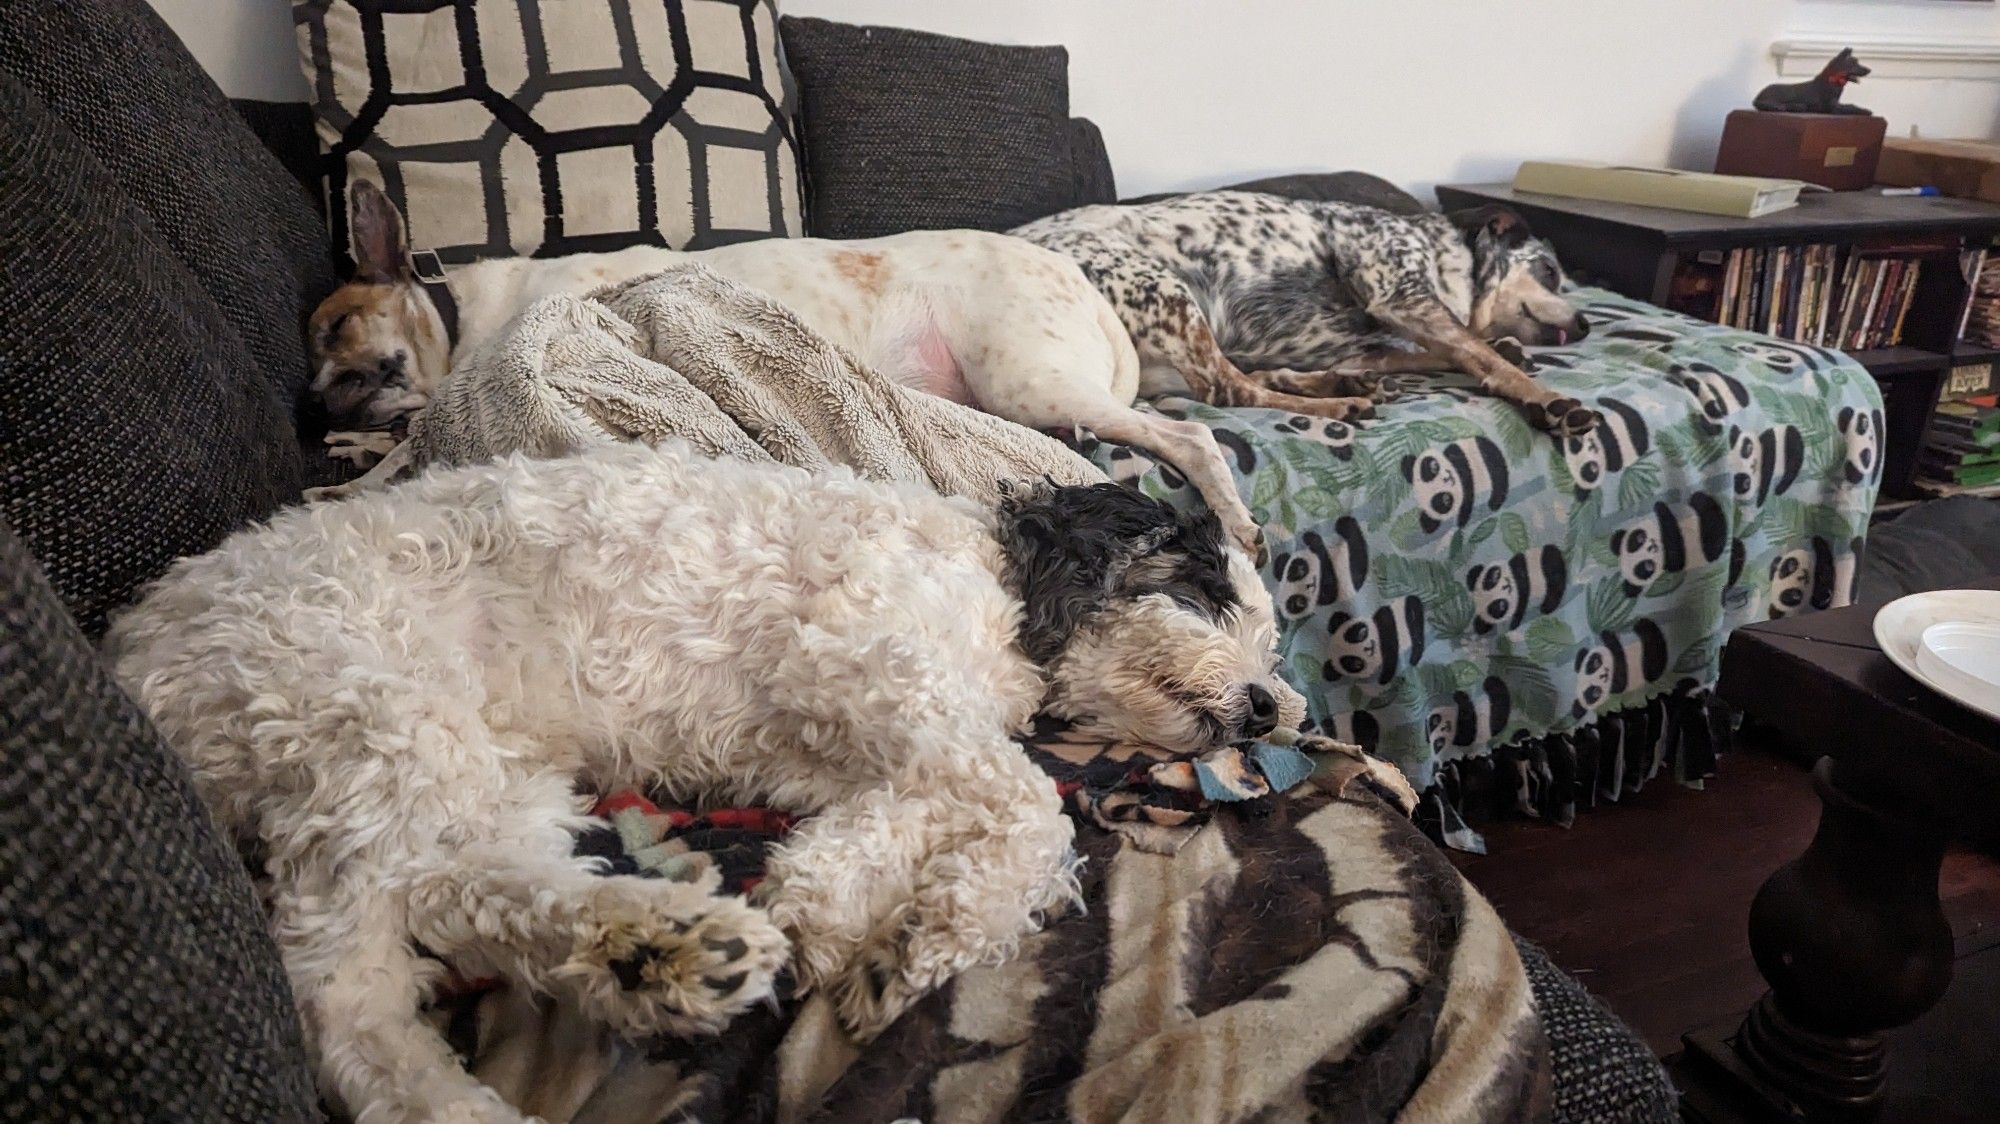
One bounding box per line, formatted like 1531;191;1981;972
105;441;1298;1123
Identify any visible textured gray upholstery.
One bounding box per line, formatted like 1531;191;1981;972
0;515;318;1121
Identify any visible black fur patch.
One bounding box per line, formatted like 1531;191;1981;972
994;482;1238;666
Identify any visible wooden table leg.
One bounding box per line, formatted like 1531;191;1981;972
1680;756;1955;1121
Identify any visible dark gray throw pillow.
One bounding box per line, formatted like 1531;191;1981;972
779;17;1078;238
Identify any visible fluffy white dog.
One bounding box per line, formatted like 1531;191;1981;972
106;440;1303;1123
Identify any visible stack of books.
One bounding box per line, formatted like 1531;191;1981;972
1963;248;2000;347
1700;245;1924;349
1919;401;2000;491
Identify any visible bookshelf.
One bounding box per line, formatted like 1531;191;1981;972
1436;184;2000;499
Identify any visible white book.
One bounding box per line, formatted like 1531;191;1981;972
1513;161;1825;219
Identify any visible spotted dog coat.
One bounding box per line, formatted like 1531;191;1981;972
1014;190;1602;436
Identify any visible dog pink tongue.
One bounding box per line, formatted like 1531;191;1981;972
1556;328;1569;345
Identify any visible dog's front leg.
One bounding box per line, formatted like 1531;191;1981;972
1373;300;1600;436
1243;347;1456;401
1083;406;1264;559
305;439;417;503
406;839;790;1041
760;742;1077;1041
280;880;534;1124
325;428;403;467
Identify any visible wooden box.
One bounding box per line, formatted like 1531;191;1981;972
1878;137;2000;204
1714;110;1886;191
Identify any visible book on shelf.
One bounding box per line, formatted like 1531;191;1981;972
1513;161;1823;218
1922;461;2000;489
1966;247;2000;349
1678;241;1930;351
1917;401;2000;491
1933;400;2000;442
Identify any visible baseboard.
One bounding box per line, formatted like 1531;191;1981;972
1772;35;2000;81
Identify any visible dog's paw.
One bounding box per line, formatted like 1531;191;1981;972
324;429;400;468
1526;397;1599;436
428;1093;542;1124
1549;398;1600;436
559;889;789;1039
817;942;934;1043
302;483;355;504
1490;337;1531;368
1296;395;1376;423
1229;523;1267;565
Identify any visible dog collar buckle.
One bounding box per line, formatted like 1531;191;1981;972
408;249;460;352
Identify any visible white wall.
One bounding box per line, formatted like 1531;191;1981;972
150;0;2000;198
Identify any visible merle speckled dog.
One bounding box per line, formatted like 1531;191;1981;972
1014;191;1601;436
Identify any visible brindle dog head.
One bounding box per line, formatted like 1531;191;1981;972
1450;206;1590;348
306;182;450;431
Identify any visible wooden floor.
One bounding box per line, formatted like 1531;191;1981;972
1449;736;2000;1057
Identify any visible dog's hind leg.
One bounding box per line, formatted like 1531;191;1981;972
760;739;1077;1040
1064;243;1376;421
856;745;1080;1033
1372;299;1600;436
1084;405;1263;558
754;619;1077;1040
403;781;789;1041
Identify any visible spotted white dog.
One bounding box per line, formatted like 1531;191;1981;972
1014;191;1601;434
107;440;1303;1124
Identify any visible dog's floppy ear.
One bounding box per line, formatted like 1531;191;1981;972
349;180;413;284
1447;205;1531;247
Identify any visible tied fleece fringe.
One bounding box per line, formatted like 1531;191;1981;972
1415;684;1735;853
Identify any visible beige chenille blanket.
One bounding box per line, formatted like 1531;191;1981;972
405;265;1102;505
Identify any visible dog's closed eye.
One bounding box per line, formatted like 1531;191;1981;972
319;312;353;351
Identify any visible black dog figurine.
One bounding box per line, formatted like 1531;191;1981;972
1753;47;1872;115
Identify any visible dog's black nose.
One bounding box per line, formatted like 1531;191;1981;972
1567;314;1591;343
1245;684;1279;736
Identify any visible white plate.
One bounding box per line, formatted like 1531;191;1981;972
1873;590;2000;722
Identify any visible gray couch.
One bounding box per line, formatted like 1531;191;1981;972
0;3;1671;1119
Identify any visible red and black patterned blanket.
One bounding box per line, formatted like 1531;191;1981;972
427;728;1546;1123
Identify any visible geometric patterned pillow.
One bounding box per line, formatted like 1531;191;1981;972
292;0;803;267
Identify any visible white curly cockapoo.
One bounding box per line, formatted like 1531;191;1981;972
106;440;1303;1124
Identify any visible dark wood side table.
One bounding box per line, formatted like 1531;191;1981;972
1674;588;2000;1120
1434;184;2000;499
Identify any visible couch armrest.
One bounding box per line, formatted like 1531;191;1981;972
0;517;318;1120
1067;117;1117;207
